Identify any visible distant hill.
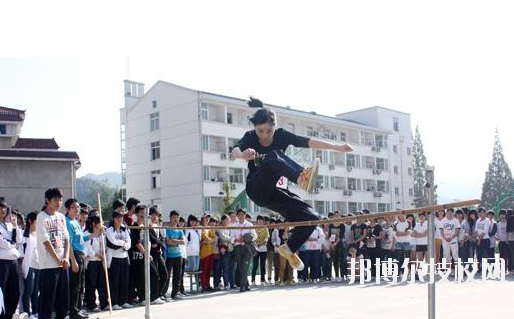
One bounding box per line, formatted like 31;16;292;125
82;172;121;189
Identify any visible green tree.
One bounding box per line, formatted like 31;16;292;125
480;129;514;209
412;126;430;207
76;176;117;220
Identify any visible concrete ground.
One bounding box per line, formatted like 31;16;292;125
93;276;514;319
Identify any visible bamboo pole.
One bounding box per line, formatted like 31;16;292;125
97;193;113;314
128;199;481;231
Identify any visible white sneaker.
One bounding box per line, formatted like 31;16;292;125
121;303;133;309
112;305;123;310
336;277;342;282
18;313;29;319
151;298;165;305
251;281;256;286
165;297;173;302
138;300;147;306
224;285;230;290
29;315;38;319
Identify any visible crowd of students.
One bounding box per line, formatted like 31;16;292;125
1;188;513;319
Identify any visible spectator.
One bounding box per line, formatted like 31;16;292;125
165;210;184;300
36;188;71;319
251;215;269;286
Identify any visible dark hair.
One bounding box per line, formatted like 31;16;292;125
228;211;236;216
179;217;185;223
478;207;487;214
23;212;38;237
256;215;264;221
64;199;79;214
149;205;161;216
362;209;370;214
16;212;25;228
221;215;229;222
263;216;270;222
112;199;126;210
134;204;146;215
499;209;507;216
328;212;334;218
79;202;91;212
45;188;63;201
126;197;140;211
245;213;252;220
0;201;7;208
249;108;276;126
419;212;426;217
487;210;495;216
468;209;478;229
169;210;180;218
455;209;463;215
270;217;276;223
90;215;101;226
236;209;245;215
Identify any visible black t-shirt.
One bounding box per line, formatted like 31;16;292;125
234;128;310;176
328;224;345;244
351;223;367;242
367;224;383;248
129;227;144;260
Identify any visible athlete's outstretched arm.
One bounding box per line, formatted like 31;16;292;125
308;139;354;153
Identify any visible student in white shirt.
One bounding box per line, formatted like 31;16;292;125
0;201;23;319
440;209;460;270
21;212;40;317
230;209;256;292
304;226;323;282
487;211;498;258
497;210;509;270
106;211;132;310
455;210;470;262
412;213;428;262
474;207;492;270
36;188;71;319
83;215;108;311
394;214;411;273
434;210;446;264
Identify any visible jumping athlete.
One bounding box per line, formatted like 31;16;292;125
231;97;354;270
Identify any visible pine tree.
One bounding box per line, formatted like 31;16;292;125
480;129;514;209
412;126;429;207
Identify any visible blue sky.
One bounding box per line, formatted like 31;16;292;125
1;1;514;201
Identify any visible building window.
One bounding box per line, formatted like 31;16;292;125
395;187;399;195
347;178;360;191
408;168;413;176
203;166;210;181
201;102;209;120
202;135;209;151
152;100;157;108
151;170;161;189
229;168;244;184
204;197;211;212
393;145;398;153
393;117;399;131
364;156;375;169
340;132;346;142
378;203;387;212
150;112;159;131
348;202;359;213
0;124;5;135
151;141;160;160
407;147;411;155
409;188;413;196
227;112;233;124
394;166;398;174
347;154;359;167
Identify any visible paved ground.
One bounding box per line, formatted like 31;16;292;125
93;276;514;319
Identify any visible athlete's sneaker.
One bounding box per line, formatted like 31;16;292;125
299;158;320;193
112;305;122;311
278;244;304;271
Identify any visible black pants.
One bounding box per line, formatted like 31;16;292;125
0;259;20;319
368;247;382;276
508;241;514;271
39;267;69;319
251;251;267;282
109;257;129;306
85;261;108;310
332;243;347;277
152;252;168;297
165;257;182;298
235;245;251;288
69;251;85;316
246;150;320;252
